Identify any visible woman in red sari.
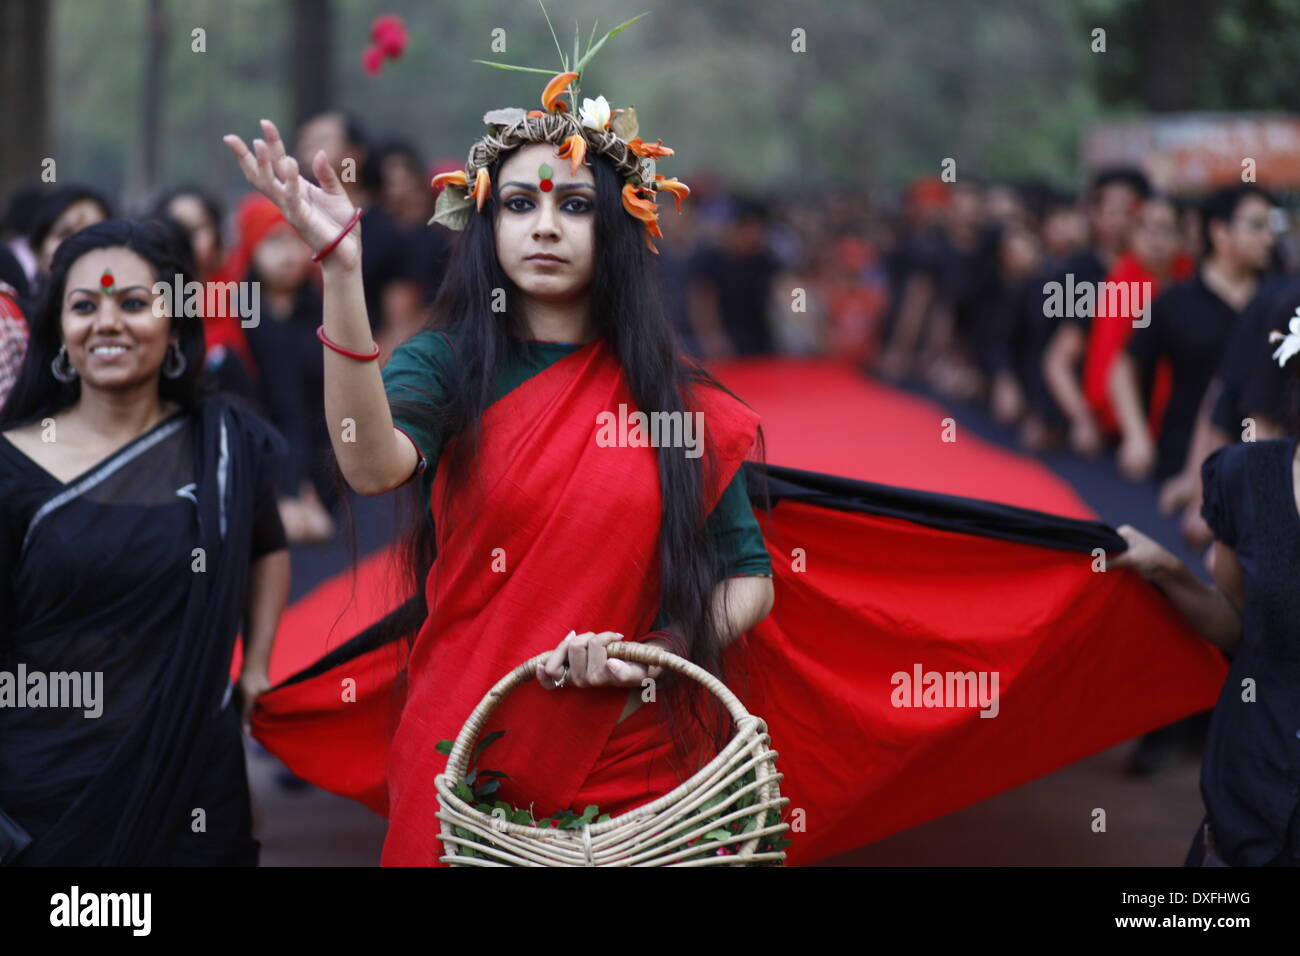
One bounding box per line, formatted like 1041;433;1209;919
224;72;775;864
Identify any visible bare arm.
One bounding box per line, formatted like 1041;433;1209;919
1108;352;1149;445
1177;381;1232;494
879;273;935;373
711;574;775;646
1111;527;1243;655
1148;541;1244;655
1043;323;1093;426
238;548;290;727
319;259;419;495
224;119;417;497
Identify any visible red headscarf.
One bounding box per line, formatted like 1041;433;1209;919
207;195;292;377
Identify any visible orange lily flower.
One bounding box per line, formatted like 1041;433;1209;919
430;170;467;192
527;110;546;118
627;137;674;159
556;133;588;176
541;71;579;113
643;218;664;254
470;167;491;211
654;175;690;213
621;183;659;223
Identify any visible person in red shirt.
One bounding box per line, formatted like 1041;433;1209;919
1082;195;1195;442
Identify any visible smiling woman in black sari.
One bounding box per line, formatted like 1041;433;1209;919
0;219;290;866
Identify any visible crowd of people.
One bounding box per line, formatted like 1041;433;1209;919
3;124;1299;566
2;98;1298;867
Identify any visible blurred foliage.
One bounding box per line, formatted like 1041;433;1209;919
40;0;1300;211
1089;0;1300;112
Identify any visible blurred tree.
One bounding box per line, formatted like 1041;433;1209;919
0;0;53;200
1090;0;1300;112
291;0;334;130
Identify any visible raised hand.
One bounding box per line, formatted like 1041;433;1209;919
222;118;361;272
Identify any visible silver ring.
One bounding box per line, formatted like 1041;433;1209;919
552;664;569;689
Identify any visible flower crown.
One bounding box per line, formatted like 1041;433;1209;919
427;7;688;255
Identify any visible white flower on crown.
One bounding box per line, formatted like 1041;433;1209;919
579;95;612;132
1270;309;1300;368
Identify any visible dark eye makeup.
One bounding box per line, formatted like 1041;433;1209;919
504;195;593;214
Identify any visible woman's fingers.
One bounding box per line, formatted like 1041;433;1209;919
224;134;276;197
312;148;347;197
260;118;288;165
251;139;289;206
281;154;306;217
580;632;626;686
536;630;574;690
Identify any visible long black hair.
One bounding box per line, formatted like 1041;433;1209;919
387;145;770;774
0;218;207;429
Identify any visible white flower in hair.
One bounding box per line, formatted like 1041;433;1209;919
1269;309;1300;368
579;95;612;132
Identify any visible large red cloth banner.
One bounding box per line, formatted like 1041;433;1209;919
253;493;1226;866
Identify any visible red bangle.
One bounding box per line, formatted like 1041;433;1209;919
311;207;363;263
316;324;380;361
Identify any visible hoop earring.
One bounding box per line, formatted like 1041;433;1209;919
162;343;187;379
51;345;78;384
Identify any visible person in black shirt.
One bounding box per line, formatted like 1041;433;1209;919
367;140;454;351
1113;185;1277;489
1155;278;1300;548
1110;330;1300;864
686;196;779;357
1037;168;1149;454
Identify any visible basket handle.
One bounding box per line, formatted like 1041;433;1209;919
442;640;756;784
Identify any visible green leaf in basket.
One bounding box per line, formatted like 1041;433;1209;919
704;828;732;841
477;779;501;797
435;739;454;755
596;813;611;823
581;804;600;820
466;770;477;787
477;769;509;779
453;780;474;803
741;817;758;833
737;790;755;809
473;730;507;761
512;809;534;826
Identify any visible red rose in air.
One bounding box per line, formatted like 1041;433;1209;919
371;15;407;58
363;14;408;75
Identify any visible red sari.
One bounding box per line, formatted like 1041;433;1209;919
257;335;760;866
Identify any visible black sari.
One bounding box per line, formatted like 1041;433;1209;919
0;396;286;865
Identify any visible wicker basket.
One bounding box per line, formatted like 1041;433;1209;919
434;640;790;866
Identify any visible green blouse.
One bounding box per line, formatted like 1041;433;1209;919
381;330;772;584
